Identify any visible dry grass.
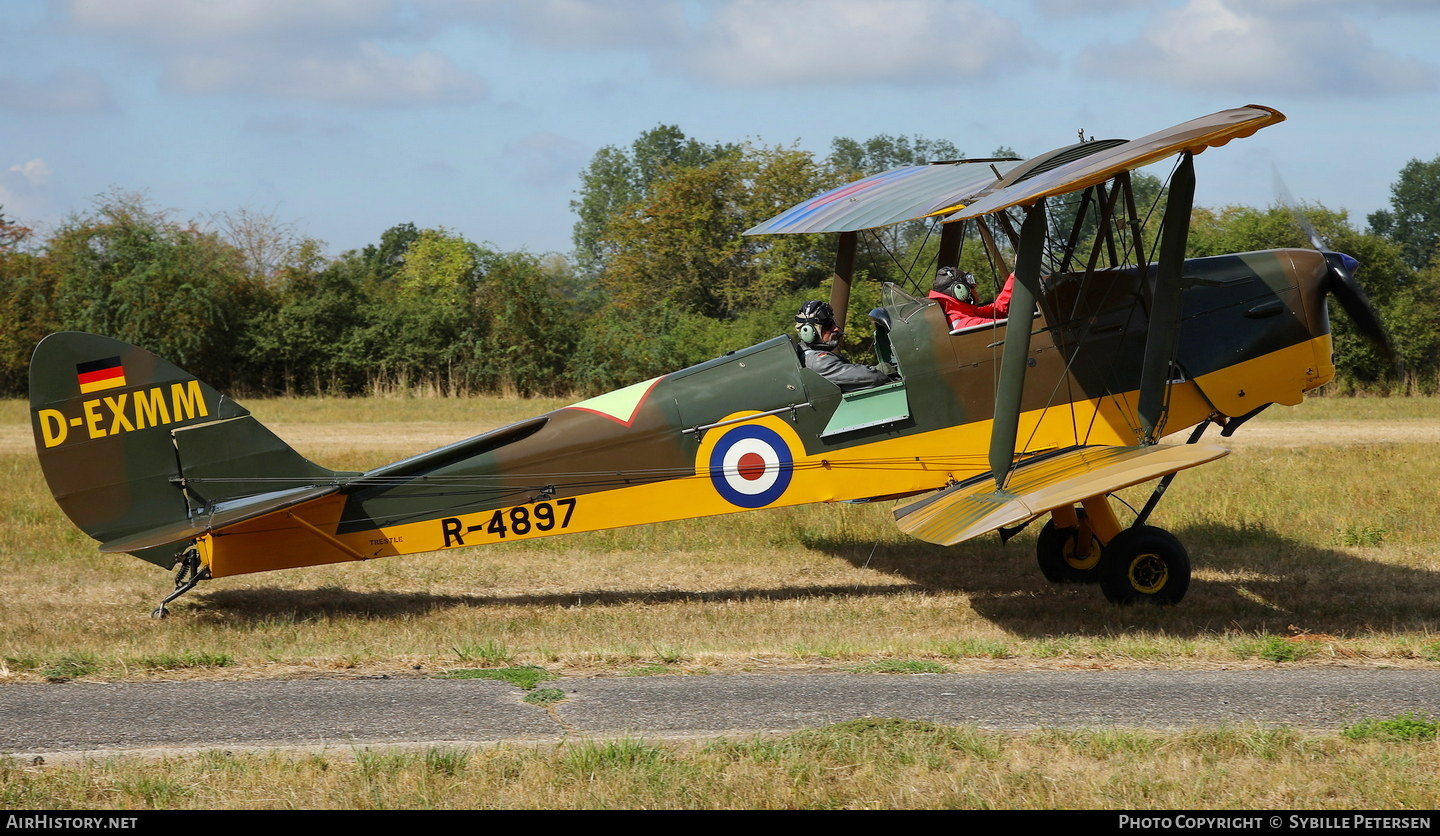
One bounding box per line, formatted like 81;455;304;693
4;395;1440;809
1;395;1438;681
2;721;1437;809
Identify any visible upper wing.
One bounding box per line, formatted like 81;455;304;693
743;159;1018;235
945;104;1285;221
744;105;1284;236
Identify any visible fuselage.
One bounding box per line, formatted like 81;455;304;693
195;249;1338;577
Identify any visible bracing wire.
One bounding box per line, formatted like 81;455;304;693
1004;167;1187;459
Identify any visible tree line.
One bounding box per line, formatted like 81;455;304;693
2;132;1437;398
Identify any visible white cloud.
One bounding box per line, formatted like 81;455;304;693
9;159;53;185
0;158;58;225
0;68;115;113
454;0;688;49
165;43;487;105
1226;0;1440;11
59;0;488;106
1075;0;1433;96
62;0;403;44
674;0;1046;87
1030;0;1153;15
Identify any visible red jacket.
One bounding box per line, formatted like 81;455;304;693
928;273;1015;331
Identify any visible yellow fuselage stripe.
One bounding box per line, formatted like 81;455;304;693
199;335;1332;577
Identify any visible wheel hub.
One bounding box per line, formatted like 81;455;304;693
1127;553;1169;594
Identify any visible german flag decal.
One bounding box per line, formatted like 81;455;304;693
76;356;127;394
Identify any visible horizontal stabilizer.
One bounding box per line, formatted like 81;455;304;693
98;484;342;554
893;444;1229;546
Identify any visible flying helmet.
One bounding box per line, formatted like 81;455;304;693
934;266;977;303
795;300;837;345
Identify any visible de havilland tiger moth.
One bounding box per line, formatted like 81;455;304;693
28;104;1393;616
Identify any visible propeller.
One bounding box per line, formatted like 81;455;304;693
1273;167;1398;370
1323;250;1395;364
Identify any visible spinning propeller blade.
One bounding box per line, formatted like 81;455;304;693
1274;167;1397;370
1325;251;1397;368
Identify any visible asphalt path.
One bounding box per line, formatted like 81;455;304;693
3;669;1439;762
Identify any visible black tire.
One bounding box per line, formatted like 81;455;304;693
1099;526;1190;605
1036;509;1104;584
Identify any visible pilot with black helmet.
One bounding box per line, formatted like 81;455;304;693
794;300;895;392
929;266;1015;332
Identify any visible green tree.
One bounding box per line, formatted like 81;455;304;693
362;222;421;284
1368;156;1440;271
598;144;834;320
0;212;55;394
743;145;838;299
571;126;739;277
566;302;696;394
828;134;963;176
1188;203;1325;257
0;206;32;251
474;249;573;396
46;192;255;388
241;253;373;394
362;227;484;393
1391;262;1440;391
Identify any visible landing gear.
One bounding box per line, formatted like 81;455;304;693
151;545;210;619
1036;509;1103;583
1098;525;1191;605
1037;497;1191;605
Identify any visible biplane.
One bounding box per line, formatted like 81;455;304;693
29;104;1391;616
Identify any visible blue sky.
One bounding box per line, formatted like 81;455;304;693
2;0;1436;259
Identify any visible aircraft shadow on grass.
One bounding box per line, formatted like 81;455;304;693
190;580;923;626
189;521;1439;641
811;523;1440;638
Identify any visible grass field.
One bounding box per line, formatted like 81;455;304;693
2;394;1438;809
2;719;1438;810
3;394;1438;680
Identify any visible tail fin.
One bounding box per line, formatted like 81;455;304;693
29;332;351;568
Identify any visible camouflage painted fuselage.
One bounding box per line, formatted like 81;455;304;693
30;249;1337;578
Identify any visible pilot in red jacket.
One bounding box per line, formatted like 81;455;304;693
927;267;1014;331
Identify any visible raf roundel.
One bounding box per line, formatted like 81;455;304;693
708;424;794;508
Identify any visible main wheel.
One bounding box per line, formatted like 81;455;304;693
1036;509;1104;584
1099;526;1190;605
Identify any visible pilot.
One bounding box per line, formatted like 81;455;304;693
794;300;896;392
929;266;1015;332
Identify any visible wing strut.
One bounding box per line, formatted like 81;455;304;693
1137;152;1195;442
937;218;965;273
975;220;1010;279
988;199;1047;489
1133;418;1209;526
829;231;858;328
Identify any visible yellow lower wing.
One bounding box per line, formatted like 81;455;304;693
893;443;1229;546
